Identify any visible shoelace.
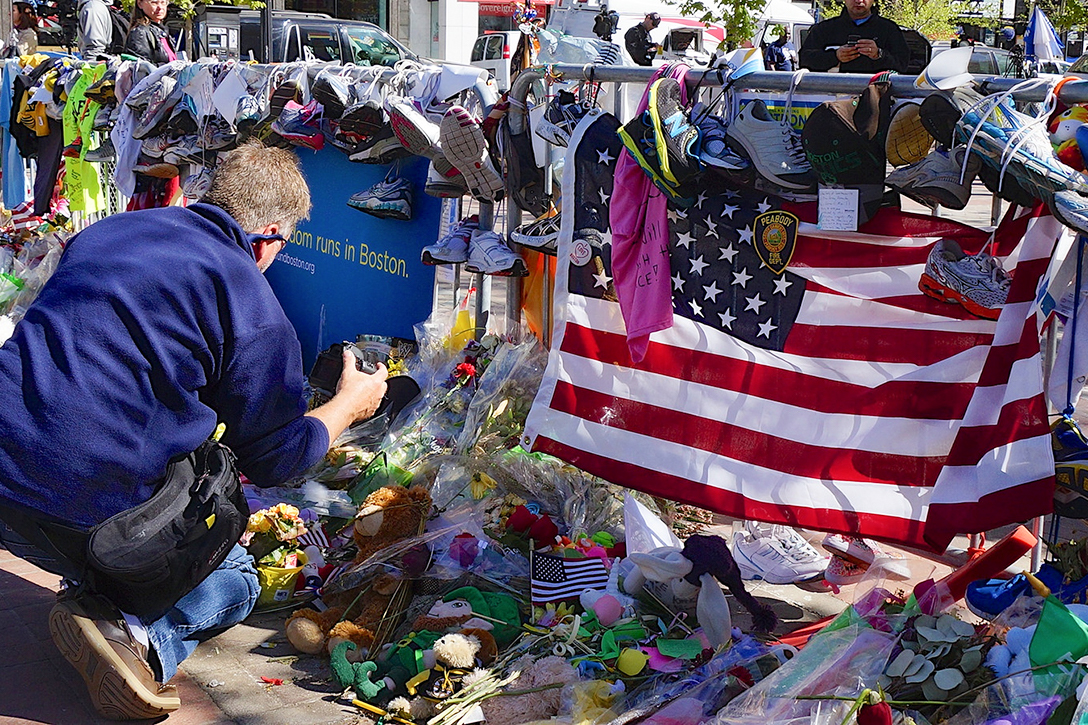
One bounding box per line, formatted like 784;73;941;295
957;78;1056;190
770;526;817;561
971;253;1011;287
778;125;808;166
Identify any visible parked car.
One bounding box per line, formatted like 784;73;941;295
1036;58;1073;78
235;10;418;65
930;41;1020;77
470;30;521;92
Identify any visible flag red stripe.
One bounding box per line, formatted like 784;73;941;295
559;324;978;420
923;476;1054;549
782;322;993;365
977;319;1042;387
533;434;934;550
941;396;1050;465
549;380;946;485
1005;256;1052;305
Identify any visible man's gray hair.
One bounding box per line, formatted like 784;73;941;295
201;139;312;236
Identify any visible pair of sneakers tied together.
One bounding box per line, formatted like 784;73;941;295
731;521;911;587
618;78;815;206
421;215;528;277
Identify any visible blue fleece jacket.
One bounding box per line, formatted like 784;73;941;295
0;203;329;529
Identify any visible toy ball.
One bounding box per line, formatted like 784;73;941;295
1002;26;1015;42
1049;106;1088;144
592;594;624;626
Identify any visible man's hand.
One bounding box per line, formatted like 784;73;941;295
305;350;389;444
335;349;388;422
836;44;861;63
854;38;880;59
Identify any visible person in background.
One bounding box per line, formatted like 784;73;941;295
78;0;113;58
798;0;908;73
6;0;38;58
763;25;795;71
124;0;175;63
625;12;661;66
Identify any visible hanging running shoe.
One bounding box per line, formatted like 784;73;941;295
919;238;1010;320
347;168;413;220
535;90;590;148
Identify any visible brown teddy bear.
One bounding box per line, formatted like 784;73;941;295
284;485;432;657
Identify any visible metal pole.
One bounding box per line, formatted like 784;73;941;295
518;64;1088;103
260;3;274;63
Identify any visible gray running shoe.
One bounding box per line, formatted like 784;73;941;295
886;146;981;210
727;99;814;191
919;238;1010;320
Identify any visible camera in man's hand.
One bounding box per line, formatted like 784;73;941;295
308;342;380;398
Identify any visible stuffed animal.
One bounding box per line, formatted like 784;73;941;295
333;631;488;706
619;534;777;647
330;586;521;705
284;485;432;657
470;654;579;725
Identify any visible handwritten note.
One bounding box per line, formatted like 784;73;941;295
818;187;860;232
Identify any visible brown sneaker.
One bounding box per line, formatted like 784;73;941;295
49;595;181;720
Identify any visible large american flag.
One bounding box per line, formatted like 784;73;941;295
523;111;1060;552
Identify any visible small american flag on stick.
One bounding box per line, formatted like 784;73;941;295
531;553;609;604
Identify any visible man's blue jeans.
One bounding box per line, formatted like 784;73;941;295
0;519;260;682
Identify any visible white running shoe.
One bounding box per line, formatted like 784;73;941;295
886;146;981;210
726;99;815;191
440;106;505;203
421;215;477;265
465;230;528;276
732;522;829;584
821;534;912;581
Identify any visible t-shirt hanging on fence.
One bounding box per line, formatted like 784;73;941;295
522;111;1059;552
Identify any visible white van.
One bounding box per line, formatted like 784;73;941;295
549;0;724;66
548;0;813;66
470;31;522;91
752;0;816;56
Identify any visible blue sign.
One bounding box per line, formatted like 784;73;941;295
265;150;439;369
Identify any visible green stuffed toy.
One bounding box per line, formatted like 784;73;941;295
331;641;387;701
332;586;522;704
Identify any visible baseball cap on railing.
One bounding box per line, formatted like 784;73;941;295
916;45;975;91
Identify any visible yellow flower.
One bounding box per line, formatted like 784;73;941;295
247;512;271;533
470;471;497;499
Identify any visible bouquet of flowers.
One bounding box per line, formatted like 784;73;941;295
244;503;308;560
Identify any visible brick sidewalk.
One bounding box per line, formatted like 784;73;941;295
0;547;233;725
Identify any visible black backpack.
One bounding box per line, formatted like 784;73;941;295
105;5;130;55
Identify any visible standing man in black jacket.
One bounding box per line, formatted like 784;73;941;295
625;12;661;66
798;0;908;73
